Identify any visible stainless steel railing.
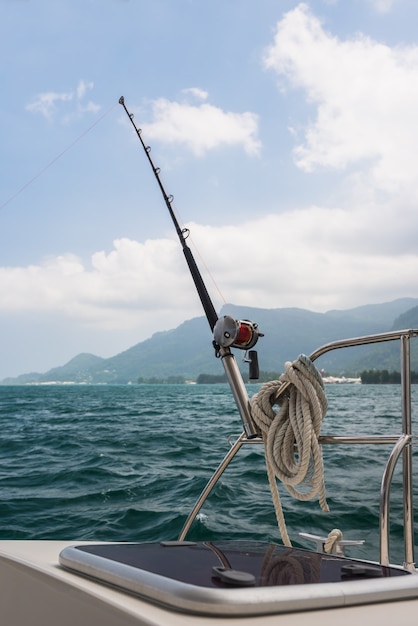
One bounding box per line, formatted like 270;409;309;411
307;328;417;569
179;328;418;570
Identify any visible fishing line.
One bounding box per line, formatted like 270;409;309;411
0;101;119;213
190;235;229;313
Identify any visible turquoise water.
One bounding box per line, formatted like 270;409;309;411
0;383;416;565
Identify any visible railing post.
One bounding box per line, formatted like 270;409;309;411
379;435;409;565
178;433;247;541
400;333;415;570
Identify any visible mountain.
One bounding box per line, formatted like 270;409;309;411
3;298;418;385
345;305;418;373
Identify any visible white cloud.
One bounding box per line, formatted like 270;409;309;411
263;3;418;194
26;79;101;121
0;238;197;330
186;205;418;312
181;87;209;101
142;96;261;156
76;79;93;100
370;0;400;13
25;91;73;120
1;204;418;334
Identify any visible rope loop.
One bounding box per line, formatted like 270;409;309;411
250;355;329;545
324;528;343;554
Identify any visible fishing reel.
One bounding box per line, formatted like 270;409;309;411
213;315;263;380
213;316;262;350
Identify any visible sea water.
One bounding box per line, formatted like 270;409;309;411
0;383;416;564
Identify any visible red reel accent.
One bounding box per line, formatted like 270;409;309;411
235;322;254;347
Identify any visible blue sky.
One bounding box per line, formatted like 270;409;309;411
2;0;418;378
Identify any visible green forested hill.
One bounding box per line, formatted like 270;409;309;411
3;298;418;384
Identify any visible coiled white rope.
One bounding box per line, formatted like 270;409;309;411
250;355;329;546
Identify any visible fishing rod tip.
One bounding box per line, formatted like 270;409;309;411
119;96;125;105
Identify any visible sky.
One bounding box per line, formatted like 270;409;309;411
2;0;418;378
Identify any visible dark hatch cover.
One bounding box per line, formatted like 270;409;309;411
70;540;407;587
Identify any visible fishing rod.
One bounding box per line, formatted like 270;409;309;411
119;96;261;437
119;96;218;331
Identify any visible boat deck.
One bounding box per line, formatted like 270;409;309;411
1;540;418;626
